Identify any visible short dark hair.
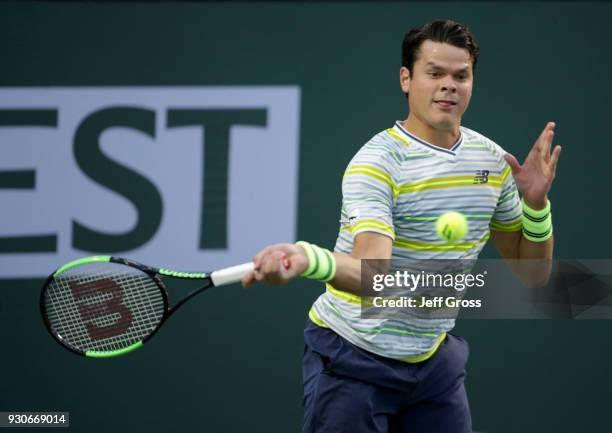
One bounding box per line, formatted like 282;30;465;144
402;20;479;74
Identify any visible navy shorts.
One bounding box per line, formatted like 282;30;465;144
303;320;471;433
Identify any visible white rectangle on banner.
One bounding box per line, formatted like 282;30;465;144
0;86;300;278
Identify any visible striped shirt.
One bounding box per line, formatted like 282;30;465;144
309;121;523;361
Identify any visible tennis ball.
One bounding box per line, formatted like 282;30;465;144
436;211;468;242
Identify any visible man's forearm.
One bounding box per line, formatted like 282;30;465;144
519;234;554;259
516;234;554;287
321;232;393;296
327;253;363;296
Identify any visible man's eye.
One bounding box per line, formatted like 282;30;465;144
429;72;440;78
456;74;467;81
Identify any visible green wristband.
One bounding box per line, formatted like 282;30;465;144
296;241;337;282
521;198;553;242
522;198;551;219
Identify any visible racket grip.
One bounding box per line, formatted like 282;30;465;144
211;262;255;286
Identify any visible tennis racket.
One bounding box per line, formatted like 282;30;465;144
40;255;254;358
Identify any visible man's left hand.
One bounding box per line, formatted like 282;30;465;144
503;121;562;209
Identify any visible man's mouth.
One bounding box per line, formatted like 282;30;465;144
434;100;458;109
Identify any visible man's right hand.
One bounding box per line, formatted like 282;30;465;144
241;243;309;288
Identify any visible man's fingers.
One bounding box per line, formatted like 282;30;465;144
256;250;295;283
277;255;293;279
542;122;556;160
281;255;290;270
252;246;270;269
534;123;549;149
534;122;555;160
550;145;562;178
503;153;521;174
248;243;306;286
261;250;284;273
241;272;256;288
253;243;297;269
542;130;554;162
253;244;282;270
253;268;265;281
540;122;556;155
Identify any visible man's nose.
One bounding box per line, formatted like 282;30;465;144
440;77;457;92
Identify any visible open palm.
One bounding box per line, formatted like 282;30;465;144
503;122;562;209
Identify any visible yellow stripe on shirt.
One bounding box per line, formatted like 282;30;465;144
326;283;361;304
386;128;411;146
399;175;503;195
393;232;490;252
490;219;522;232
500;165;512;182
344;165;399;198
341;219;395;237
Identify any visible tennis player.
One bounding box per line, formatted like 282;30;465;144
242;19;560;433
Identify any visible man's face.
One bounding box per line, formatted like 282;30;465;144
400;40;474;132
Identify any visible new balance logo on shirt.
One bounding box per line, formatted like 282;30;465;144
474;170;489;184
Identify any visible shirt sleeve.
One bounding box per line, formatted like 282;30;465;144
490;163;523;232
340;143;399;240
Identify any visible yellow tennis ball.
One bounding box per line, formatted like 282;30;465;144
436;211;468;242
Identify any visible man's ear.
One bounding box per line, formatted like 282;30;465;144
399;66;411;94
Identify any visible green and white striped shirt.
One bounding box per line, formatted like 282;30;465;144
309;121;522;361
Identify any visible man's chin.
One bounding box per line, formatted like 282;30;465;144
429;119;459;132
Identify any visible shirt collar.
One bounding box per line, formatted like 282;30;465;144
394;121;463;155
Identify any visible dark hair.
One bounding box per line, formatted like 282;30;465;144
402;20;479;74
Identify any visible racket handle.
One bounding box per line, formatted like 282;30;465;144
211;262;255;286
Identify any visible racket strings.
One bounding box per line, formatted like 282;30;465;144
47;273;163;351
43;263;165;353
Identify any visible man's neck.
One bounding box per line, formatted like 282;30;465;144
402;116;461;150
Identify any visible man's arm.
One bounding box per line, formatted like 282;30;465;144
491;229;554;260
327;232;393;295
491;229;554;287
491;121;561;286
241;232;392;295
